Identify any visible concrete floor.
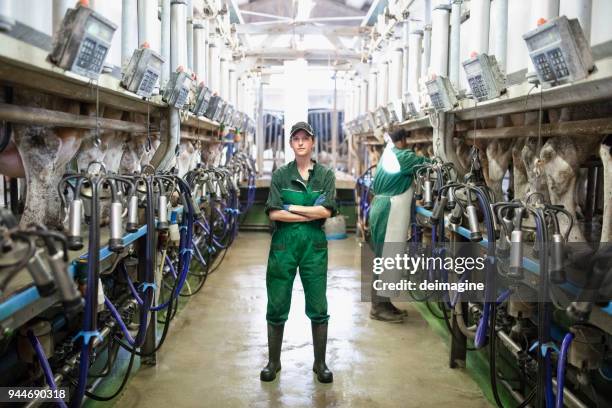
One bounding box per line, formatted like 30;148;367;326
116;232;491;408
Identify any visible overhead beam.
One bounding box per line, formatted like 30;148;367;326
239;10;292;21
245;47;361;61
235;22;369;37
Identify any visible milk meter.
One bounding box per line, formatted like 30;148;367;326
425;76;457;112
523;15;593;86
48;3;117;79
121;44;165;98
462;53;506;101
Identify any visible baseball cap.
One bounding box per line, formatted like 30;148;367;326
290;121;315;138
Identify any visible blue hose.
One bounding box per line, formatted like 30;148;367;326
556;332;574;408
473;188;496;349
27;331;68;408
104;296;136;345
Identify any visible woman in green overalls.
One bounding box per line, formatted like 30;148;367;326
369;129;430;322
261;122;337;383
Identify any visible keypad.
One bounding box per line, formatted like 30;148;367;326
174;87;189;108
430;92;444;111
547;48;569;79
468;74;488;101
534;53;555;82
75;38;107;75
137;69;159;96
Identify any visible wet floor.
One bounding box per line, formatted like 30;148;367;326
116;232;490;408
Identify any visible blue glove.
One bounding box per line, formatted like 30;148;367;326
314;194;327;206
282;204;291;211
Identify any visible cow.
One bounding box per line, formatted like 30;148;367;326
10;89;84;229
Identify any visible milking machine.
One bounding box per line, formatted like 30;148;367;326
0;146;257;405
407;147;612;407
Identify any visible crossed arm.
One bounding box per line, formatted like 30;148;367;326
268;205;332;223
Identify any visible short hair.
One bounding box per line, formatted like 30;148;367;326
390;129;409;143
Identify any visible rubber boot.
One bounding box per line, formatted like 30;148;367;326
370;302;404;323
386;302;408;317
260;323;284;382
312;322;333;383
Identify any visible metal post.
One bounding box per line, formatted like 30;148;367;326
209;40;220;93
170;0;188;71
377;61;389;107
256;78;264;175
332;73;338;171
449;1;462;88
402;21;410;104
220;56;228;98
368;70;378;110
493;0;508;72
422;0;432;77
471;0;490;54
562;0;592;44
122;0;138;68
229;67;236;105
431;4;451;76
390;40;404;102
52;0;72;35
138;0;157;49
408;30;423;106
161;0;171;85
0;0;14;32
186;0;193;70
193;20;208;82
360;78;368;114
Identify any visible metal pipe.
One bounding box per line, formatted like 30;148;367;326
256;78;264;175
0;0;13;32
220;56;228;99
499;379;533;408
0;103;148;132
422;0;432;76
193;19;208;82
332;73;338;170
465;117;612;140
408;30;423;106
497;329;522;358
138;0;157;50
170;0;188;70
471;0;490;54
161;0;171;85
229;68;236;105
449;0;462;88
352;81;359;119
186;0;193;70
493;0;508;72
52;0;72;35
377;61;389;107
155;0;188;172
562;0;592;44
368;70;378;110
360;79;368;114
209;40;220;93
430;4;451;76
122;0;138;68
401;21;410;105
389;41;404;102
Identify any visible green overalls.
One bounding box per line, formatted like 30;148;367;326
369;146;430;257
264;160;337;326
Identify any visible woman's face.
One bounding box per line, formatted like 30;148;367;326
290;130;315;158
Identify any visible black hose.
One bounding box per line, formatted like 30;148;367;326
83;336;136;402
